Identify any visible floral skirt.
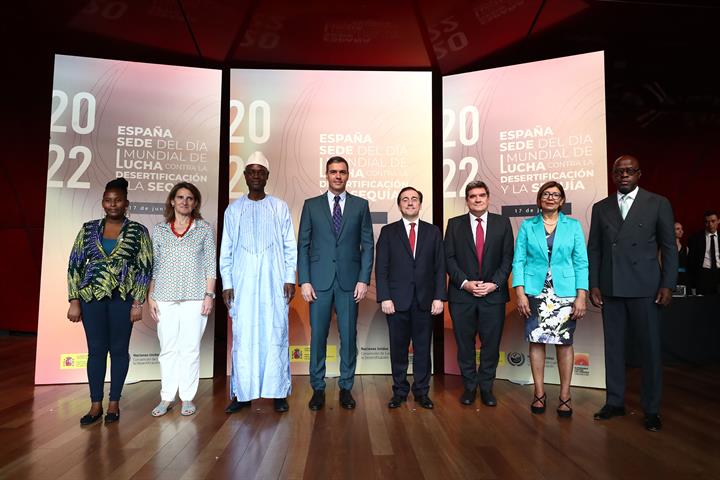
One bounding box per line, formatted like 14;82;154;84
525;269;576;345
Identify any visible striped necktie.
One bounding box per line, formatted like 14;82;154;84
332;195;342;235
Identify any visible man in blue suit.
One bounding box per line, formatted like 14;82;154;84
298;156;374;410
375;187;446;410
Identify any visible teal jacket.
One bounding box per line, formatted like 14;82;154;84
512;213;588;297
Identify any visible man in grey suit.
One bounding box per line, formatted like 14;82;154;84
297;156;374;411
588;154;677;432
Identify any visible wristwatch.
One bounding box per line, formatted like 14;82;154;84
204;292;216;299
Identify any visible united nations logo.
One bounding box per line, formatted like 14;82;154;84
506;352;525;366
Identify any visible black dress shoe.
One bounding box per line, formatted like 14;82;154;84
388;395;407;409
415;395;434;410
225;398;251;414
644;414;662;432
308;390;325;411
460;389;476;405
339;389;356;409
274;398;289;413
104;410;120;424
80;409;103;426
480;390;497;407
593;404;626;420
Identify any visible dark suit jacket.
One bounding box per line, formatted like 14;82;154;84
688;231;718;287
587;187;677;297
444;212;514;304
375;219;447;311
297;192;374;291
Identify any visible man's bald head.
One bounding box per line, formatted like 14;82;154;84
613;155;640;170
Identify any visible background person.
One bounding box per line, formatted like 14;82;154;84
674;222;689;286
688;210;720;294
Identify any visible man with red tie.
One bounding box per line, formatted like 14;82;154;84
375;187;446;409
444;180;514;406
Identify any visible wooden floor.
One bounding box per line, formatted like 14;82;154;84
1;336;719;480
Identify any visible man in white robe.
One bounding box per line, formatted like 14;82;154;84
220;151;297;413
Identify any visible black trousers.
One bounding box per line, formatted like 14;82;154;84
602;296;662;414
449;301;505;392
386;298;432;397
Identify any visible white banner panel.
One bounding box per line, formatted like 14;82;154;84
36;55;221;384
442;51;607;388
229;69;433;375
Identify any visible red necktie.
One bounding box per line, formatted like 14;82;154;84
475;217;484;273
409;222;416;256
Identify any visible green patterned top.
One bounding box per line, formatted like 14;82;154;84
67;218;153;303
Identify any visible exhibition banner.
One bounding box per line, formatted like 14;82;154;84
229;69;433;374
442;51;607;388
36;55;221;384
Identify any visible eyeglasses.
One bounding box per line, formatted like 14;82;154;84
612;167;640;176
541;192;562;199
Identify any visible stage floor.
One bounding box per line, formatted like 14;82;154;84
1;335;718;479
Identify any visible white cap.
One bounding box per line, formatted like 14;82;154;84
245;151;270;171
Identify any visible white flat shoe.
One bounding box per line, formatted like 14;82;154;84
181;401;196;416
151;401;173;417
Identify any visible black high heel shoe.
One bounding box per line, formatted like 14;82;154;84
557;397;573;418
531;393;546;414
80;408;103;426
104;410;120;424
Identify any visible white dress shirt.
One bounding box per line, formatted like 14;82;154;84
469;211;488;243
617;186;638;217
461;210;489;289
327;190;347;215
402;217;419;258
703;231;720;269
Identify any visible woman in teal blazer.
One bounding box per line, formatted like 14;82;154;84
512;181;588;417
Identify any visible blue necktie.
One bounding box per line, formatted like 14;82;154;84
332;195;342;236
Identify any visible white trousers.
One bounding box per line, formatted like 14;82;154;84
156;300;207;401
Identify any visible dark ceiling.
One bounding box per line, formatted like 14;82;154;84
8;0;720;132
7;0;718;71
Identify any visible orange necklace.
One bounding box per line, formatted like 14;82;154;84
171;218;193;238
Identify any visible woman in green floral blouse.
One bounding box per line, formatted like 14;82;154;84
66;177;153;425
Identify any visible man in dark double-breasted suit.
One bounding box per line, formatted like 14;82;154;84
445;180;514;407
588;154;677;432
375;187;446;410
